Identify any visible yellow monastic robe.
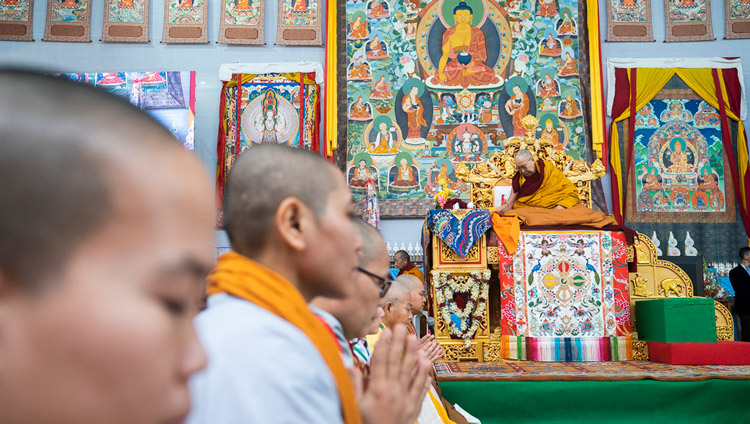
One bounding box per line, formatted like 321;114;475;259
514;160;579;209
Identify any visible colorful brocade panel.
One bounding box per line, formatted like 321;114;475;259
345;0;590;210
498;230;632;361
216;72;321;224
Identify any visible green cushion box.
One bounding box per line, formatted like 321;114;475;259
635;298;717;343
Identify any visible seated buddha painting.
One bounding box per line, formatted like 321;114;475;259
417;0;512;89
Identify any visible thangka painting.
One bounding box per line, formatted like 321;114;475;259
101;0;149;42
725;0;750;39
276;0;322;45
664;0;713;41
498;230;632;339
605;0;654;42
162;0;207;43
216;72;321;224
219;0;265;44
345;0;592;216
0;0;33;41
626;98;736;223
59;72;196;150
43;0;91;42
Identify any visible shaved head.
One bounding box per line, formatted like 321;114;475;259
0;70;181;288
223;144;341;258
395;274;421;291
355;219;385;267
382;283;409;308
515;149;533;161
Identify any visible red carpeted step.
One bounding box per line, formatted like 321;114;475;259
648;341;750;365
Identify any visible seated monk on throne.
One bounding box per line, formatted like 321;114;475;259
436;2;500;88
494;149;616;227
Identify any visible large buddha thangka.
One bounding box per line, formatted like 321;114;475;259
345;0;591;215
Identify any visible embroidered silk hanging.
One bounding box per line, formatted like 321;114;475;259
101;0;149;43
276;0;322;45
0;0;33;41
43;0;91;42
498;229;632;360
664;0;714;42
219;0;265;45
161;0;207;44
216;67;322;225
605;0;654;42
725;0;750;39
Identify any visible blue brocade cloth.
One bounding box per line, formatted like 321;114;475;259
426;209;492;258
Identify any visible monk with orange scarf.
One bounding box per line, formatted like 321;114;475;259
188;145;429;424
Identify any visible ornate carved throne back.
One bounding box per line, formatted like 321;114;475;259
456;115;605;209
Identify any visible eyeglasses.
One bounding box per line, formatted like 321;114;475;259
357;267;393;298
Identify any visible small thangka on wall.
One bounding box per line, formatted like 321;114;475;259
101;0;149;42
725;0;750;39
664;0;714;42
626;98;735;223
219;0;265;45
276;0;322;45
0;0;34;41
605;0;654;42
43;0;92;42
162;0;208;43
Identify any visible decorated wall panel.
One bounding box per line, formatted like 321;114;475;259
345;0;592;216
627;98;735;222
59;71;196;150
0;0;33;41
664;0;714;42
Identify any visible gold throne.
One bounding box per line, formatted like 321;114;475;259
455;115;605;209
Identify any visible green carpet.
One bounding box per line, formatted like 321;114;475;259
441;379;750;423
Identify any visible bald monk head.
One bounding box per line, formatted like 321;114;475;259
223;144;362;301
310;219;389;339
515;149;536;178
395;274;426;315
0;71;214;424
381;281;414;329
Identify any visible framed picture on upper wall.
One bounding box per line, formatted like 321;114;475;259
725;0;750;39
43;0;92;42
606;0;654;42
664;0;714;42
0;0;34;41
162;0;208;44
276;0;322;45
101;0;149;43
219;0;265;45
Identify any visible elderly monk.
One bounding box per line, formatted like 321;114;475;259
368;280;463;424
396;274;474;424
395;250;425;281
310;219;392;368
188;145;429;424
0;71;214;424
495;149;615;229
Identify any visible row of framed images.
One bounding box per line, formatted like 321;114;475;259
606;0;750;42
0;0;322;45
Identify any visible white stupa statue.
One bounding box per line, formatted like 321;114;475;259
667;232;680;256
651;231;663;256
684;231;698;256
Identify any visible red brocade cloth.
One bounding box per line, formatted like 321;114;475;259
648;341;750;365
